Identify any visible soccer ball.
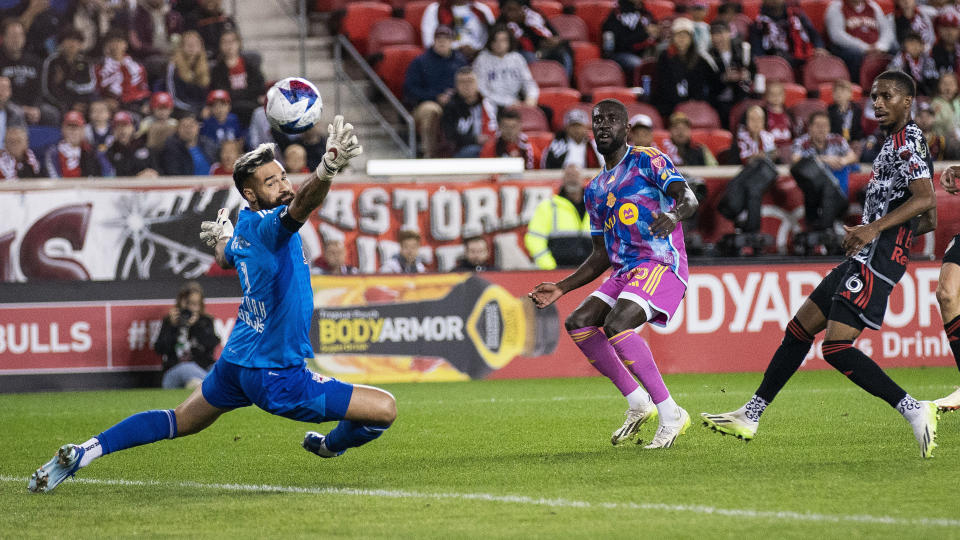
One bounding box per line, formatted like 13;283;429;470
265;77;323;134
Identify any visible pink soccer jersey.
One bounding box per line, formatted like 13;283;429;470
584;146;689;282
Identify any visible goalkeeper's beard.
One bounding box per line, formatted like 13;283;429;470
257;192;295;210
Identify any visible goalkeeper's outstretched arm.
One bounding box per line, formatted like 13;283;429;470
287;115;363;223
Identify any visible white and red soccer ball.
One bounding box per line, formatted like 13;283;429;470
265;77;323;134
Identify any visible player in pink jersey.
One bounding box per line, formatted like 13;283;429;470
528;99;699;449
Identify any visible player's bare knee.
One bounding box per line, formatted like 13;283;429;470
564;311;592;332
372;392;397;426
936;281;959;311
601;314;631;338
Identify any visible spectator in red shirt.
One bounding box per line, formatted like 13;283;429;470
96;30;151;114
735;105;777;164
210;30;265;128
44;110;104;178
826;0;898;83
762;81;795;150
480;107;540;169
0;126;42;179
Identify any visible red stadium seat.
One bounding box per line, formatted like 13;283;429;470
530;60;569;89
515;104;550;133
573;0;616;43
525;131;555;154
674;100;721;130
651;129;670;150
690;128;733;157
531;0;563;18
818;82;863;105
741;0;761;18
403;0;432;44
782;82;807;108
375;45;423;99
367;18;417;52
342;2;393;55
549;14;590;43
704;1;722;24
802;54;850;92
803;0;830;36
644;0;675;20
576;59;625;95
755;55;795;83
479;0;499;19
569;41;602;80
728;98;763;128
860;52;892;90
788;99;828;127
538;88;583;130
314;0;348;12
625;102;663;129
592;86;637;104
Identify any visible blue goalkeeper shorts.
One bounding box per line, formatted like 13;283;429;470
201;360;354;423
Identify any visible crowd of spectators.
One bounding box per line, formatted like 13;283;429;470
0;0;316;180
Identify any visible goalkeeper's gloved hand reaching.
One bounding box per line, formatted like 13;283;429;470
319;115;363;176
199;208;234;247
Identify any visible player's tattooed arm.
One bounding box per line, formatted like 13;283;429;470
842;177;936;256
528;236;610;308
649;180;699;238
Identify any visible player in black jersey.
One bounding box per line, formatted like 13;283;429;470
702;71;941;458
934;164;960;411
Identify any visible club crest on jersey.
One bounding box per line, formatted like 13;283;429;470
652;155;666;169
618;203;639;225
845;275;864;293
606;192;616;207
899;147;912;160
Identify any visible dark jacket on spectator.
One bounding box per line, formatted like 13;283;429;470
440;93;498;154
107;138;155;177
129;4;184;59
601;0;658;58
653;47;712;117
154;313;220;371
402;47;467;108
210;53;266;127
166;62;208;115
541;135;602;169
42;51;97;111
750;4;823;66
828;101;864;143
704;39;756;127
0;147;42;179
932;41;959;75
160;135;211;176
185;8;237;59
0;50;43;108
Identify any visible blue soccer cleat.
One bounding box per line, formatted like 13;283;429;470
302;431;343;458
28;444;84;493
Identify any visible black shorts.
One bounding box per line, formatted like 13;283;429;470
808;259;894;331
944;234;960;266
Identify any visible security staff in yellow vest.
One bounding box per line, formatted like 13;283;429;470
524;163;592;269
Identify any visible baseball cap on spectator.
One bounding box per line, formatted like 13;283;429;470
629;114;653;130
63;110;85;127
113;111;133;126
669;111;692;127
671;17;696;35
563;108;589;127
150;92;174;110
206;89;231;105
435;25;454;39
936;10;960;29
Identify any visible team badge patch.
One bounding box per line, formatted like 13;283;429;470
845;275;864;293
652;155;666;169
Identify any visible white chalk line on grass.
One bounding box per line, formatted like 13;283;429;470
2;475;958;529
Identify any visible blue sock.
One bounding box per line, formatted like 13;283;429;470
97;409;178;455
324;420;388;453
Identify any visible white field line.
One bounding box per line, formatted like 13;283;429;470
2;475;958;529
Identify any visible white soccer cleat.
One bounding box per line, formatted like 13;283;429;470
933;387;960;412
700;409;759;441
911;401;939;459
611;404;658;446
644;407;691;449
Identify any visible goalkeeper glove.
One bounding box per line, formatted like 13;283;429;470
318;115;363;176
199;208;234;247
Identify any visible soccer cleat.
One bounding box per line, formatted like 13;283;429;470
933;387;960;412
27;444;84;493
302;431;343;458
700;410;758;441
611;404;658;446
643;407;691;449
911;401;939;459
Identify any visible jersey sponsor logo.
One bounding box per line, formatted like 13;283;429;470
618;203;639;225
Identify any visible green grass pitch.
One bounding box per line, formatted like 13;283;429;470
2;367;960;539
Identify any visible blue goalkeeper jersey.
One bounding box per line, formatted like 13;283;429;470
221;206;314;369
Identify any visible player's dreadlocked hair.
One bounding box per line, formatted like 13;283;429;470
875;70;917;98
233;143;277;193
